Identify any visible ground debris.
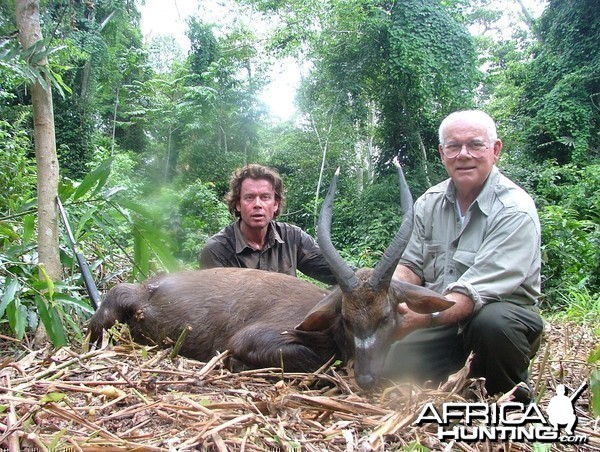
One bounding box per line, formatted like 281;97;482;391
0;322;597;451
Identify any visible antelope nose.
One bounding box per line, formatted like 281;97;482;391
356;373;376;390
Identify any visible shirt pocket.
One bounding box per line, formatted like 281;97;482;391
453;250;476;276
423;242;445;283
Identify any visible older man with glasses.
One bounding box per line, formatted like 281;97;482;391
387;110;543;402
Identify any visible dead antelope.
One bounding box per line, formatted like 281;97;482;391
88;165;452;389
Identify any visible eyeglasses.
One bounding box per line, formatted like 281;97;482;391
442;141;489;159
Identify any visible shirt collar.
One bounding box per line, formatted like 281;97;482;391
233;220;284;254
444;165;500;216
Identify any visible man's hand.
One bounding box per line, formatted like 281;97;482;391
392;264;475;340
393;303;431;340
393;291;475;341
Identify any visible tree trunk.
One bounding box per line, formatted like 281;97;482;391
15;0;61;344
310;110;335;230
111;86;119;155
418;131;432;187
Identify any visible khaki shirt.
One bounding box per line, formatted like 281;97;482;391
199;220;337;285
400;166;541;311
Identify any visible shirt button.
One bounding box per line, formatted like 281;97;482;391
449;269;454;275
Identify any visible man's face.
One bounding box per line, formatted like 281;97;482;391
236;178;279;231
438;117;502;195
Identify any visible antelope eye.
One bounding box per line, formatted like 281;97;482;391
378;313;390;327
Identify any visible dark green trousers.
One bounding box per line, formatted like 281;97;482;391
384;301;544;396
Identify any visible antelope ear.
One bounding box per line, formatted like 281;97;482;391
295;288;343;331
390;279;454;313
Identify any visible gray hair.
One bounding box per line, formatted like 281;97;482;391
438;110;498;144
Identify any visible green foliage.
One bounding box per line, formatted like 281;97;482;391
246;0;479;185
378;0;478;172
0;157;185;345
0;121;36;216
400;443;429;452
590;349;600;417
0;263;93;346
512;0;600;163
0;213;94;346
163;19;267;189
134;180;231;265
53;88;97;179
538;205;598;308
2;0;599;349
329;175;404;269
502;159;599;313
266;124;354;233
526;69;594;162
176;181;232;263
187;19;220;79
556;287;600;324
59;0;152;160
0;38;72;98
592;367;600;418
387;0;477;114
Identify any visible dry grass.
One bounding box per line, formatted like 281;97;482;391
0;321;598;451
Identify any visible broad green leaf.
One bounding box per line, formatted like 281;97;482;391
75;205;97;240
38;264;55;299
0;224;19;241
0;278;19;319
36;296;68;348
22;215;35;243
15;304;28;339
91;210;122;236
40;392;66;404
26;39;49;64
48;68;72;95
7;300;27;339
53;293;95;315
58;179;77;200
133;227;150;280
72;159;113;201
136;223;179;272
16;198;36;214
591;368;600;417
588;344;600;364
36;295;57;344
35;295;50;326
115;197;156;218
48;306;68;347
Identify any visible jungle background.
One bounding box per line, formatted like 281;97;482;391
0;0;599;449
0;0;599;436
2;0;598;352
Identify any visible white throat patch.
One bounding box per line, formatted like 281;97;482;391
354;335;376;349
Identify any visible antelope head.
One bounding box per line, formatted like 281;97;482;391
297;163;453;389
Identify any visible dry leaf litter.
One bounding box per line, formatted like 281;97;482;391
0;321;598;451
